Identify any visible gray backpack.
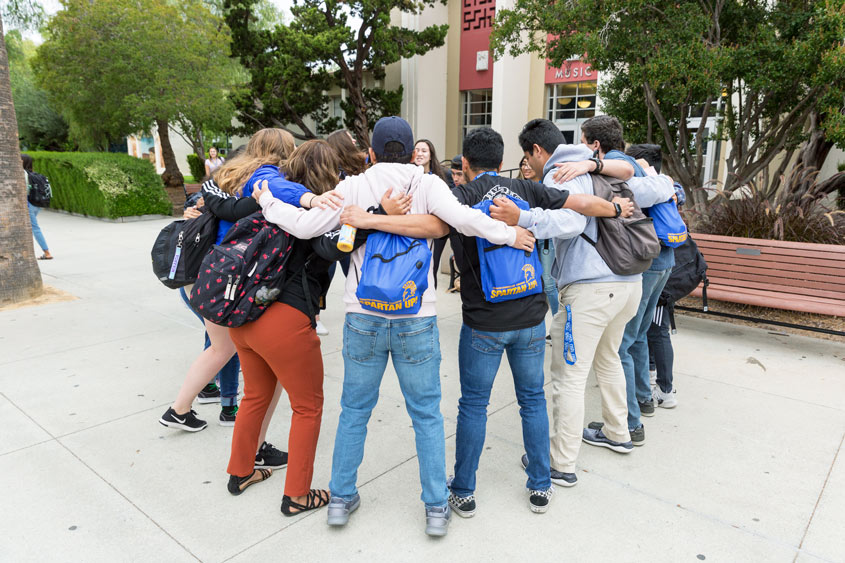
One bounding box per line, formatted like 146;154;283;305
580;174;660;275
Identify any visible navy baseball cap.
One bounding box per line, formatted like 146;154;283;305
371;116;414;157
450;154;463;170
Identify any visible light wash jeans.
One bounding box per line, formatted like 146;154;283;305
179;286;240;406
330;313;448;508
451;322;550;496
618;267;673;430
28;202;49;252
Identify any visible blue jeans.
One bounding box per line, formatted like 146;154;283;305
451;323;550;496
28;202;48;252
179;287;240;406
618;267;672;429
539;239;558;316
330;313;448;508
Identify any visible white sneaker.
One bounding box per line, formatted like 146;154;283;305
315;320;329;336
653;388;677;409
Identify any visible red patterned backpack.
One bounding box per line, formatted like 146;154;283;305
190;212;297;327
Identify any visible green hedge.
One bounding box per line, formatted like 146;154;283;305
186;154;205;181
27;151;172;218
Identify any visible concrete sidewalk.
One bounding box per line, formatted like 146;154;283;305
1;210;843;562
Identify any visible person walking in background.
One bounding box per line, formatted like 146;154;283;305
204;147;225;178
21;154;53;260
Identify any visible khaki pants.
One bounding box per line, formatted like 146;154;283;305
549;280;642;472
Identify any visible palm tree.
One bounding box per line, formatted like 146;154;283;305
0;12;43;304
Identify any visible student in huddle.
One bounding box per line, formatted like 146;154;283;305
445;127;634;516
160;130;330;469
580;119;676;444
493;119;674;487
252;116;535;536
227;140;345;516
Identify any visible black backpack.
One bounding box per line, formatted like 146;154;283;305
581;174;661;276
151;212;219;289
27;171;52;208
189;212;302;328
659;235;708;306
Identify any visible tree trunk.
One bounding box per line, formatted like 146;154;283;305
345;77;370;149
156;118;184;188
787;111;834;198
0;16;43;305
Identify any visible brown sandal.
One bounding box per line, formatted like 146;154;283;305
281;489;330;516
227;468;272;496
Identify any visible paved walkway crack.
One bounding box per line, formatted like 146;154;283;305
793;430;844;563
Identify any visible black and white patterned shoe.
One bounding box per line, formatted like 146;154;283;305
447;492;477;518
528;486;554;513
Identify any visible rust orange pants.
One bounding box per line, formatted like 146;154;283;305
227;302;324;497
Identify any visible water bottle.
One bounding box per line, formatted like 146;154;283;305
337;223;357;252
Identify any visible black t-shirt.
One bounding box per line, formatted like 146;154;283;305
451;174;568;332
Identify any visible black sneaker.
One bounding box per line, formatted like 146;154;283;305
159;407;207;432
521;454;576;487
639;398;655;417
447;492;477;518
588;421;644;446
197;383;221;404
219;405;238;427
528;486;554;513
255;441;288;469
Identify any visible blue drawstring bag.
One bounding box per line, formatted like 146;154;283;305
473;196;544;303
645;198;688;248
356;232;431;315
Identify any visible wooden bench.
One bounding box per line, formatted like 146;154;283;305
681;233;845;335
185;183;201;195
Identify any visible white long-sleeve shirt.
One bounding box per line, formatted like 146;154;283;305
259;162;517;318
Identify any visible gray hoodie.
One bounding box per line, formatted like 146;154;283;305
517;144;675;287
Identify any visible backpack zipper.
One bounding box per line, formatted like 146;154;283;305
224;275;233;300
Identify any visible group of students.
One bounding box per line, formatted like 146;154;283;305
158;114;682;536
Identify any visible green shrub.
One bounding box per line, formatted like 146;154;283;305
689;180;845;245
28;151;172;218
186;154;206;182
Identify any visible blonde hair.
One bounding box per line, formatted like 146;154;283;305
214;128;295;195
282;140;340;196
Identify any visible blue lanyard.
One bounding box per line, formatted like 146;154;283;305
563;304;576;365
473;170;498;181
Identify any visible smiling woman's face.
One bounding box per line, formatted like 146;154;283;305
414;142;431;167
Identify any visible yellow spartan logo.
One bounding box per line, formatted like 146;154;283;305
489;264;538;299
667;232;688;244
359;280;420;312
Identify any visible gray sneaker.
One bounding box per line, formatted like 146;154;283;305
582;427;634;453
424;505;451;537
326;494;360;526
588;421;644;447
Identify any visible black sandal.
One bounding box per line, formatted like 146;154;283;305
227;469;272;496
281;489;330;516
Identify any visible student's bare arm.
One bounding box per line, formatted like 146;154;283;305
340;205;449;239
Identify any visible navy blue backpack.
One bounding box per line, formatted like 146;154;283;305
356;232;431;315
473;196;543;303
